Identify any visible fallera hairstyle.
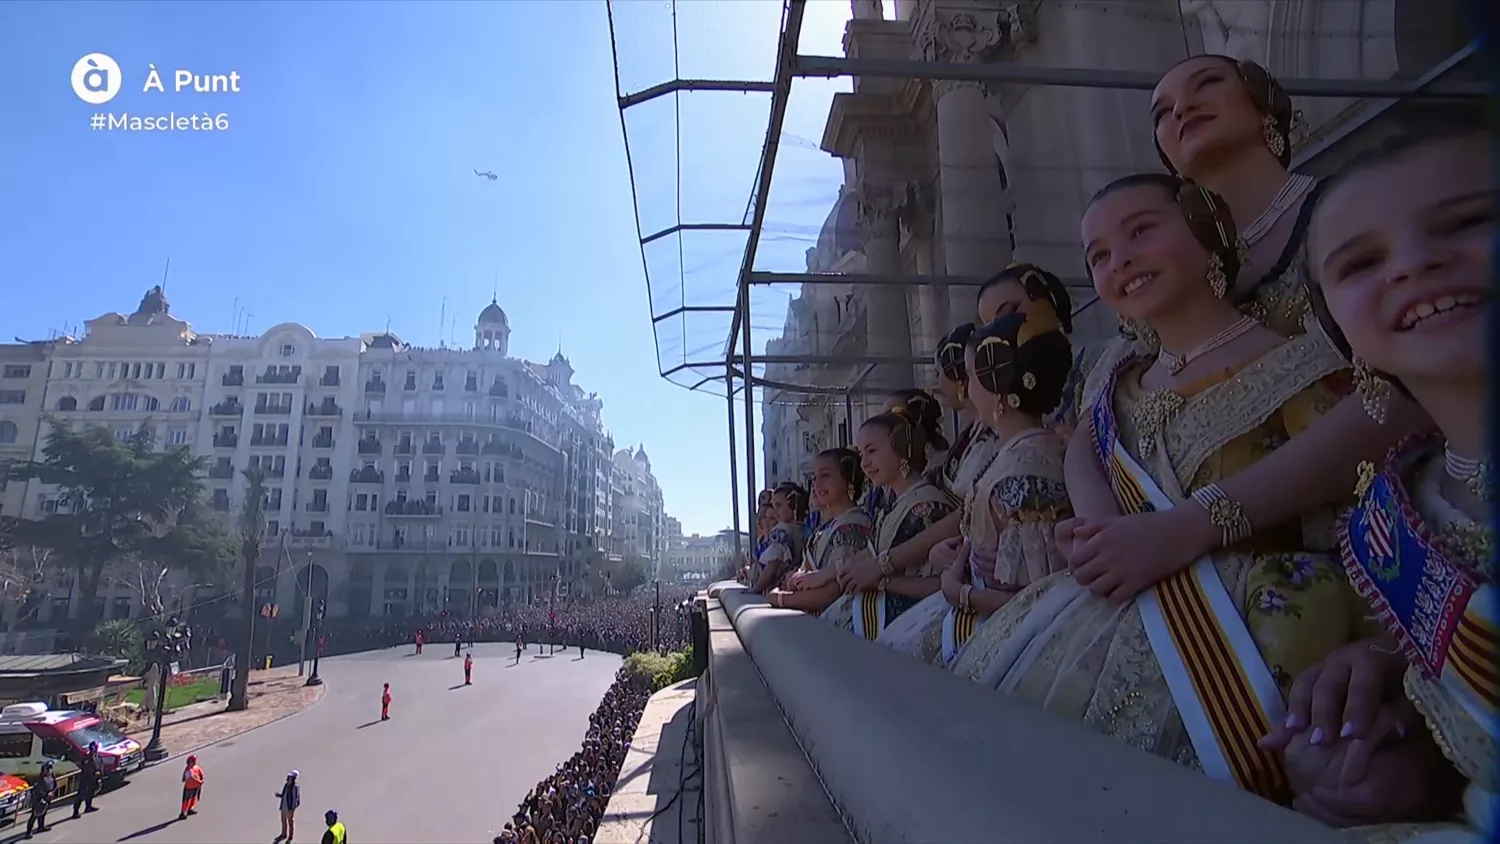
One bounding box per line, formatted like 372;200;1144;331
861;409;931;473
816;447;866;502
935;322;977;384
773;481;810;522
1085;173;1242;289
971;311;1074;418
884;388;949;452
1302;120;1493;399
976;262;1076;334
1154;55;1294;172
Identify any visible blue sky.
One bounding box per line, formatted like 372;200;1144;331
0;0;855;537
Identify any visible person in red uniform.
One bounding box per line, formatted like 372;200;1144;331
414;629;424;655
381;683;391;720
464;652;473;685
179;754;205;820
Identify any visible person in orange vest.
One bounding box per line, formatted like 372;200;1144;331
179;754;205;820
381;683;392;720
463;651;473;685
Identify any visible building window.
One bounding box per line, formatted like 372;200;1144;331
111;393;138;411
280;343;296;358
0;390;25;405
1;365;30;379
166;427;188;445
0;421;17;444
113;427;133;442
177;362;187;379
55;396;77;411
170;396;190;413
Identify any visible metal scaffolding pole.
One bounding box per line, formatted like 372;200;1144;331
619;78;777;110
791;54;1488;99
726;364;742;563
748;270;1094;291
727;0;807;535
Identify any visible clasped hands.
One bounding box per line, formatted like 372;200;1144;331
1054;508;1212;604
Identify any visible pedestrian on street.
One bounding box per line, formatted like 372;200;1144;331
464;652;473;685
73;740;101;817
415;629;424;655
453;634;462;658
276;770;301;842
381;683;392;720
321;809;347;844
24;760;56;837
578;640;584;659
514;638;523;665
179;754;205;820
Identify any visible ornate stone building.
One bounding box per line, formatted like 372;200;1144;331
760;0;1475;464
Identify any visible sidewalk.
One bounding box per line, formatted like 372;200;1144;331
128;665;326;761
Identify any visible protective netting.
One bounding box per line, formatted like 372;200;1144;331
609;0;1482;407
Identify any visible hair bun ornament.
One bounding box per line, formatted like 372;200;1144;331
1175;180;1242;283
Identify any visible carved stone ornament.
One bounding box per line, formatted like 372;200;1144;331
855;184;905;231
919;9;1006;65
1001;3;1038;47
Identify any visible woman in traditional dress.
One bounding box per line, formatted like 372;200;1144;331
748;483;807;594
1264;126;1492;835
877;309;1074;664
742;493;775;585
824;409;957;639
859;389;948;523
769;448;874;614
843;265;1076;592
953;174;1382;804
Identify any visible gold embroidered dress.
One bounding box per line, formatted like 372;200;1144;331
798;507;873;578
822;479;955;639
950;334;1368;782
876;429;1071;665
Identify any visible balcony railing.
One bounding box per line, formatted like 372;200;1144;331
212;433;238;448
350;467;385;484
308;465;334;481
432;379;445;391
257;369;301;385
455;440;480;456
311;434;335;449
221;372;244;387
422;441;445;455
394;442;414;456
423;471;440;483
285;530;336;549
354;411;498;426
266;465;286;478
489;383;508;397
356;438;381;454
365;379;386;394
254;404;292;415
384;500;442;517
250;435;290;447
482;440;521;458
306;402;342;417
465;379;478;392
208;464;234;480
305;500;329;513
394;471;412;483
450;469;480;485
402;380;417;392
320;372;341;387
209;401;243;417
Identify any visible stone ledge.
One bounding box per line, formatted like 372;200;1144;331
596;679;700;844
717;583;1340;844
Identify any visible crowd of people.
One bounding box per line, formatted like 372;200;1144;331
738;55;1492;839
495;672;650;844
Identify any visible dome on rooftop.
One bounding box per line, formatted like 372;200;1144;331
479;299;508;326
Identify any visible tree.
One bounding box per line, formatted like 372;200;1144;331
90;618;145;673
109;499;236;622
0;544;56;654
9;423;214;628
228;466;267;712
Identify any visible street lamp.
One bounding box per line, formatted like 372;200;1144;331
143;617;192;762
305;599;326;687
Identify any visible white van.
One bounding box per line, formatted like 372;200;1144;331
0;703;144;786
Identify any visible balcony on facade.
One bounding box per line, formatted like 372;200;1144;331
365;378;386;394
285;530;336;550
250;434;289;447
305;500;329;513
357;437;382;455
394;440;414;456
423;469;440;483
212;432;239;449
320;370;341;388
308;464;334;481
432;376;445;391
395;469;412;483
450;468;480;485
489;381;508;398
465;376;478;392
265;464;286;478
385;500;442;517
422;439;444;456
482;438;521;459
210;400;243;417
306;400;342;418
254;401;292;415
208;463;234;480
221;371;244;387
257;366;302;385
312;432;335;449
350;467;385;485
455;439;480;456
402;375;417;391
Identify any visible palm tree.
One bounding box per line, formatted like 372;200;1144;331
227;467;267;712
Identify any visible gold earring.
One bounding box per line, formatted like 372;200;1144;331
1006;393;1022;409
1207;253;1229;299
1353;357;1390;424
1262;114;1285;159
1022;372;1037;390
899;459;911;479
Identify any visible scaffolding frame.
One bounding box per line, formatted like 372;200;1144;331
607;0;1483;552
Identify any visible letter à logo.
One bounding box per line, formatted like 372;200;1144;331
71;53;123;105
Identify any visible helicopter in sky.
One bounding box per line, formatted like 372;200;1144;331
474;169;497;181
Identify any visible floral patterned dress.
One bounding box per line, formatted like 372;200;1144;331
878;428;1072;665
797;507;872;578
821;480;956;639
753;522;803;591
951;333;1371;783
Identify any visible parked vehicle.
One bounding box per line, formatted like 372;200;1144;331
0;703;144;787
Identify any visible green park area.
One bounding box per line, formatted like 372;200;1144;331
123;675;220;711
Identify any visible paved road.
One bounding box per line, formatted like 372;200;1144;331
20;643;621;844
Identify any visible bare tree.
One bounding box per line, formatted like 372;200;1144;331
106;555;215;623
0;545;54;654
228;468;267;712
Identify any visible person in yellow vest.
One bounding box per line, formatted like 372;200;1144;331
179;755;205;820
321;809;347;844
